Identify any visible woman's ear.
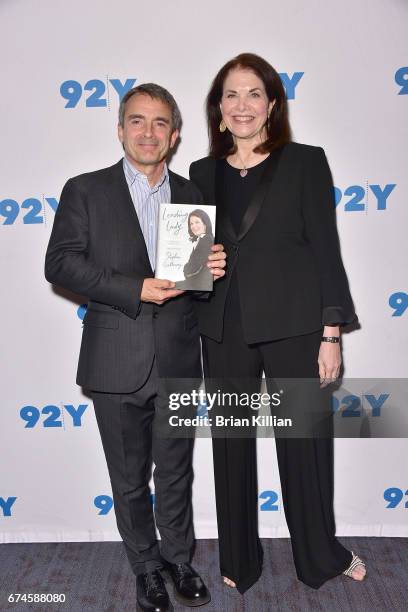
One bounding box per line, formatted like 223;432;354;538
268;99;276;116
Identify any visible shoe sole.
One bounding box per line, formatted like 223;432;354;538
161;569;211;607
136;602;174;612
173;591;211;607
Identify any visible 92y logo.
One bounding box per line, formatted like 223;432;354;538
0;497;17;517
384;487;408;508
389;292;407;317
279;72;303;100
60;75;303;107
1;197;58;225
395;67;408;95
20;404;88;428
60;78;136;108
334;184;396;211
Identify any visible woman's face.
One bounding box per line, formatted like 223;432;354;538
189;215;206;236
220;68;274;143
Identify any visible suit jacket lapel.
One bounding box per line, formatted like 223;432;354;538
237;145;284;241
169;171;185;204
215;159;237;242
106;160;152;272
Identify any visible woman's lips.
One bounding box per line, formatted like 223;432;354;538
232;116;254;123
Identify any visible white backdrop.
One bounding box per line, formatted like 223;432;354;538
1;0;407;543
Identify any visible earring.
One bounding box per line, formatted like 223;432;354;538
219;119;227;133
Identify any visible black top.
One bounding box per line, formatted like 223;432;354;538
222;156;270;235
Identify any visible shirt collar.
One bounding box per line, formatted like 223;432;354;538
123;156;169;192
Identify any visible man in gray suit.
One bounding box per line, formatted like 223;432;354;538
45;84;225;612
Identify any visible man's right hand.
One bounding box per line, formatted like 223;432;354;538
141;278;185;305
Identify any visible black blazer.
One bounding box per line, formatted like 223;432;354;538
189;142;357;343
45;160;203;393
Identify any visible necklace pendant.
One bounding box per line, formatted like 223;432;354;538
240;168;248;177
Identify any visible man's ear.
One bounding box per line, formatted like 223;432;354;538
170;129;179;149
117;123;124;144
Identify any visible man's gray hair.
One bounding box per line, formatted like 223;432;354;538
118;83;182;131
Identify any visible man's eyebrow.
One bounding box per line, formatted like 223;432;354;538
127;113;170;123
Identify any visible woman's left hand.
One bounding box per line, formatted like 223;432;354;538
318;327;341;388
207;244;227;279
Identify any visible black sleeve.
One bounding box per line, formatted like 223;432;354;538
189;161;202;192
189;161;208;201
187;178;205;205
302;147;357;326
44;178;143;319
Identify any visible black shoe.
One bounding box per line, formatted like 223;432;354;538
136;570;173;612
164;562;211;607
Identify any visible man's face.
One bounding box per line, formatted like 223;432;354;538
118;93;178;170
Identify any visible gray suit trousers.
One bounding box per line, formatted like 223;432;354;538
91;358;195;575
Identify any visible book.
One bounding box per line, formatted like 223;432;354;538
155;203;216;291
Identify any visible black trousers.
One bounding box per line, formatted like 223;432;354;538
91;360;195;575
201;282;352;593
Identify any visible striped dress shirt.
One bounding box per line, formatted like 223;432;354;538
123;156;171;271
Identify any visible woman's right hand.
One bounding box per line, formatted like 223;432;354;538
318;341;341;388
207;244;227;280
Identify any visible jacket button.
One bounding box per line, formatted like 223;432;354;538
153;312;158;319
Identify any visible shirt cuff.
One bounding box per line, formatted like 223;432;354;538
322;306;358;327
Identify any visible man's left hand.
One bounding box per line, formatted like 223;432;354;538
207;244;226;280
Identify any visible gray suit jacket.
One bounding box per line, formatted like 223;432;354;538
45;160;203;393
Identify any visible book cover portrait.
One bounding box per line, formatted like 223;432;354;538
155;204;216;291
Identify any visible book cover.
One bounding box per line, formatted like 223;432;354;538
155;203;216;291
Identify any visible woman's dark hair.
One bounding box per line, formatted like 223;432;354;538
206;53;291;158
187;209;213;241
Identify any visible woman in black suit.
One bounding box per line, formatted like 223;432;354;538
189;53;366;593
181;209;214;291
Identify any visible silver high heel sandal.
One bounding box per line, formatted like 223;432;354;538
343;551;366;580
